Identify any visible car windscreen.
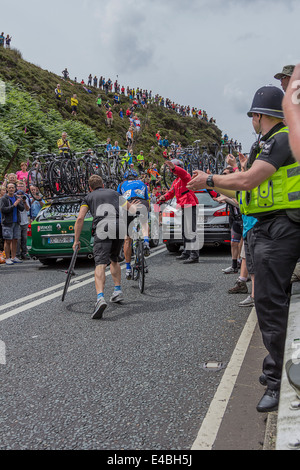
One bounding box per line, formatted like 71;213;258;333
196;191;220;207
36;202;91;221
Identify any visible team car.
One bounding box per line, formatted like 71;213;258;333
161;190;231;253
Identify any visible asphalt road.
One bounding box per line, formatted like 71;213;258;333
0;243;264;451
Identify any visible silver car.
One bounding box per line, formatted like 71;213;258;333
161;190;231;253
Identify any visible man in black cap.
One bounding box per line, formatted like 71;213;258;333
187;85;300;413
274;64;295;92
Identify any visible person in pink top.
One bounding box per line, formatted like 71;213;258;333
16;162;29;183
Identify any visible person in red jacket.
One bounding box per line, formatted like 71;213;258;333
158;159;199;263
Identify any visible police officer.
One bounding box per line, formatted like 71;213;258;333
187;85;300;412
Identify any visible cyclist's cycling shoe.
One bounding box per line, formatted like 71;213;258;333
92;297;107;319
126;269;132;280
110;291;124;303
144;243;150;257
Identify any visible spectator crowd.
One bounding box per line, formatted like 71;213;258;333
0;163;44;265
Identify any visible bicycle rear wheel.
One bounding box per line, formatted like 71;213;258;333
137;241;145;293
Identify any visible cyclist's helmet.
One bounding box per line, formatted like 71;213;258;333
247;85;284;119
124;168;139;180
171;159;184;167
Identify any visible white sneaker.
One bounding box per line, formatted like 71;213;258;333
12;257;23;264
239;295;255;307
5;258;14;265
110;291;124;303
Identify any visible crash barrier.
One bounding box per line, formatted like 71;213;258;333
276;278;300;450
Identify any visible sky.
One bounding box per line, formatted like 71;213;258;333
1;0;300;152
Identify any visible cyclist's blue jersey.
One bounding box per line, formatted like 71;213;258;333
117;180;149;201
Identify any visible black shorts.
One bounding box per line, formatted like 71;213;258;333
126;199;149;237
93;238;124;266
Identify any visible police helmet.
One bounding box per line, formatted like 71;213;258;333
171;159;184;167
247;85;284;119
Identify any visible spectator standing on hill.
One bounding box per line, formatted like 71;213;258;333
88;74;92;86
62;68;69;80
162;136;169;149
106;108;113;127
57;132;71;155
71;94;78;116
96;94;102;108
0;33;4;47
55;84;62;101
93;76;98;87
5;34;12;48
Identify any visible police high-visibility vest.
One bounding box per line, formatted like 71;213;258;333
238;127;300;216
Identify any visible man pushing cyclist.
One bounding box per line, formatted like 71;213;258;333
73;174;141;319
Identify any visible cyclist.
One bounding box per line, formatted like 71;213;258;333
117;167;151;280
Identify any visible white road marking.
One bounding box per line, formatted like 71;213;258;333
191;307;257;450
0;247;166;322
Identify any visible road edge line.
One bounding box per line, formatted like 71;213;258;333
191;307;257;450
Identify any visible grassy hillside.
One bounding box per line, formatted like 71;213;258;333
0;47;223;177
